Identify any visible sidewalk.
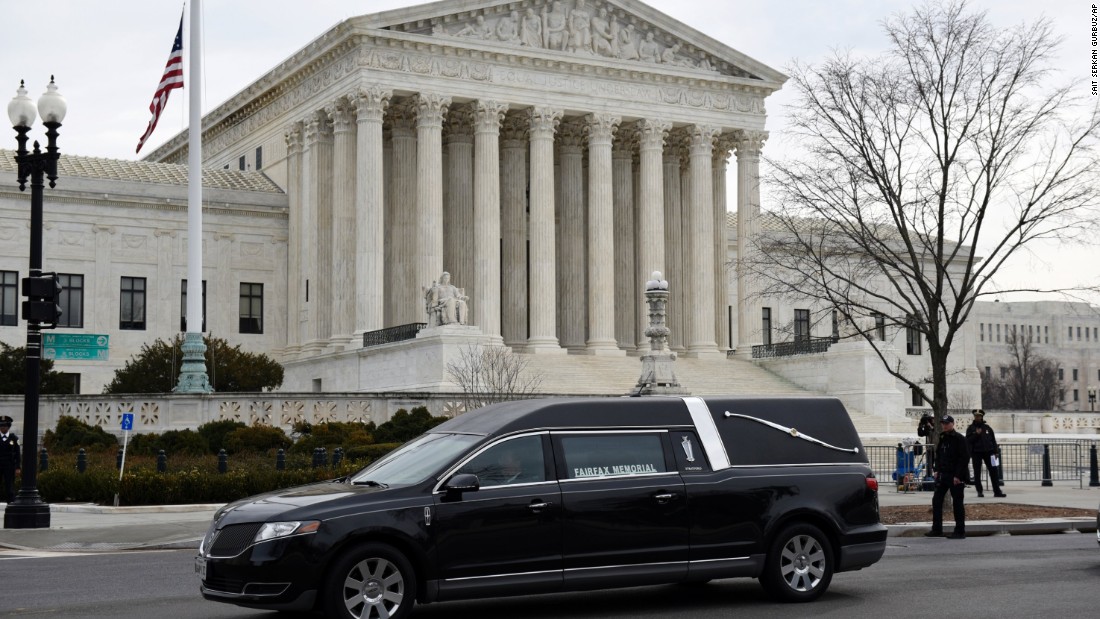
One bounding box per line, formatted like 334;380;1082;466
0;483;1096;552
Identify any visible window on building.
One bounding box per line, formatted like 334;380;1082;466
1073;389;1079;402
1077;326;1082;340
874;312;886;341
984;366;991;380
794;309;810;343
1069;326;1073;340
1059;368;1065;381
180;279;207;332
0;270;17;326
906;314;922;355
761;307;772;346
119;277;146;330
255;146;263;171
1045;326;1048;344
911;387;922;407
57;373;80;394
996;323;1001;342
1028;324;1034;342
980;323;985;342
238;155;246;171
1000;367;1007;379
1060;389;1066;402
239;283;263;334
57;273;84;328
1073;368;1079;381
831;310;839;340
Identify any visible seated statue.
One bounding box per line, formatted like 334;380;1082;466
425;271;469;326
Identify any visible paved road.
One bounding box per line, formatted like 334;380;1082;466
1;533;1097;619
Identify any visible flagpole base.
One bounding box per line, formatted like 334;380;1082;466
173;332;213;393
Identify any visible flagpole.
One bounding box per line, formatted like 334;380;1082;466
175;0;212;393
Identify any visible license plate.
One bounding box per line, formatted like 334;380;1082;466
195;556;206;579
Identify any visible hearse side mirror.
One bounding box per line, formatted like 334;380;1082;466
444;473;480;496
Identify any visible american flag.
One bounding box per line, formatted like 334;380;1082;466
136;14;184;154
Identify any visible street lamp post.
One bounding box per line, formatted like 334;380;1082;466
4;78;66;529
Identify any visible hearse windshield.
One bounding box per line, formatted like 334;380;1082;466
348;432;482;487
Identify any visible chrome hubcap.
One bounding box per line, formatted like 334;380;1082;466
343;557;404;619
779;534;825;592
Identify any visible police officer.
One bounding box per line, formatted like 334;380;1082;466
926;414;969;539
0;415;20;503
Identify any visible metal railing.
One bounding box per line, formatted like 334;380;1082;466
751;336;837;359
867;440;1100;488
362;323;426;347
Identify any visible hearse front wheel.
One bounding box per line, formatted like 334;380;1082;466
760;523;833;603
324;542;417;619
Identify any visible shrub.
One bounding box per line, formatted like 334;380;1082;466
372;407;448;444
127;429;208;457
42;416;119;452
289;421;374;455
225;424;291;455
198;419;247;453
344;443;400;463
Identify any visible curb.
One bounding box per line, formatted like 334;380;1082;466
48;503;224;514
887;518;1097;537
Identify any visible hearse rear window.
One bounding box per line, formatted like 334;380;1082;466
558;433;668;479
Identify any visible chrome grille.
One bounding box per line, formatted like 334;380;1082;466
209;523;263;557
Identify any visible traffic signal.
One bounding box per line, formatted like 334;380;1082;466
22;273;62;325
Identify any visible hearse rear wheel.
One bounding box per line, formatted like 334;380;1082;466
324;542;417;619
760;523;833;603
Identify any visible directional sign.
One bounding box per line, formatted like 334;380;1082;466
121;413;134;431
42;333;109;361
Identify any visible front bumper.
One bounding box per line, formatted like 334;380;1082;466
198;532;325;611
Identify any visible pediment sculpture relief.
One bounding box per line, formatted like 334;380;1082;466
426;0;725;75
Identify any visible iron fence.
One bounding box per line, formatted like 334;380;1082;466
362;323;426;347
867;440;1100;488
751;337;836;359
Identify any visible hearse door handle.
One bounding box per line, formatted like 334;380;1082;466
654;492;677;504
528;500;552;512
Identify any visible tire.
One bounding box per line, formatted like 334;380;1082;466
324;542;417;619
759;523;833;603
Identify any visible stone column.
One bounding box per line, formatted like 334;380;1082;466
612;131;635;352
444;104;474;295
353;87;390;338
585;112;623;355
284;123;303;356
735;130;768;356
713;133;735;353
526;106;564;353
558;119;587;352
500;113;529;347
387;99;418;325
304;110;333;352
328;98;357;349
685;124;720;357
415;93;451;308
663;131;685;352
473;100;508;337
635;120;670;353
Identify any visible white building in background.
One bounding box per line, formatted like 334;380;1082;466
974;300;1100;411
0;0;982;422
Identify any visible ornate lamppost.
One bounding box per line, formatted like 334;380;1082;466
4;77;66;529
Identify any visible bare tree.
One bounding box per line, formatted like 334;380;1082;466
981;329;1061;410
446;344;544;412
751;1;1100;420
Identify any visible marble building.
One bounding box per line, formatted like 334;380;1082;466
147;0;783;365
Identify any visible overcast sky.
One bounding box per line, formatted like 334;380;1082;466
1;0;1096;303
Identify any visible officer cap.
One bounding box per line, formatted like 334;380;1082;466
0;415;12;425
941;415;954;424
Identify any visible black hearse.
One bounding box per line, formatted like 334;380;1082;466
197;396;887;617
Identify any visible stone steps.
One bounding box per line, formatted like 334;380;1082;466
516;350;901;436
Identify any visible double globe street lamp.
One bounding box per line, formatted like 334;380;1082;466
4;77;66;529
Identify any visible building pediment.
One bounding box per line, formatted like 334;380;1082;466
363;0;786;84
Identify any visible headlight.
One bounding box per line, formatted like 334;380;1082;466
253;520;320;543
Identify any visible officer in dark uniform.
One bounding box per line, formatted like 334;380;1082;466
926;414;969;539
0;415;21;503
